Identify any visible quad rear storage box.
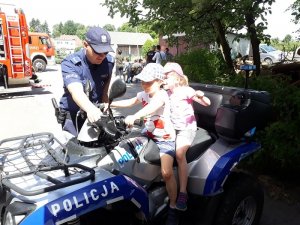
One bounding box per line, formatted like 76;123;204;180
190;83;272;142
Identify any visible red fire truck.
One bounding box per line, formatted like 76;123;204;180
0;3;32;89
29;32;56;72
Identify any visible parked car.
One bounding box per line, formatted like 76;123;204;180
259;44;283;65
226;34;283;65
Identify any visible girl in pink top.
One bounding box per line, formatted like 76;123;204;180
163;62;211;211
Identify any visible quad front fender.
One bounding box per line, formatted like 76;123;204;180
20;175;149;225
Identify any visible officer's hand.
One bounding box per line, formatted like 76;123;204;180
87;107;103;123
125;115;136;127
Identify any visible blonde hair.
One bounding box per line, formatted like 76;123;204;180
179;75;189;86
167;71;189;86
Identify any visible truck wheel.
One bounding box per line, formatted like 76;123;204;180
33;59;46;72
264;58;273;65
213;174;264;225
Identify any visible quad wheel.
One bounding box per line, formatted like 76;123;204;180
213;174;264;225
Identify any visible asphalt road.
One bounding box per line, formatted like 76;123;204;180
0;65;299;225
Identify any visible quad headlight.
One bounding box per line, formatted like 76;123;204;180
3;202;36;225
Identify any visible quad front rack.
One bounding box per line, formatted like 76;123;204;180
0;132;95;196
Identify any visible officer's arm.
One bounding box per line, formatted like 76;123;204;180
102;75;111;103
67;82;101;122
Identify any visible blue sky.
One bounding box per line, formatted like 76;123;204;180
3;0;298;40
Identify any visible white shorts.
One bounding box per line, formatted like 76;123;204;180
175;129;196;147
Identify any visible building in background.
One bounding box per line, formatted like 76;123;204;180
53;32;153;61
161;33;187;57
109;32;153;60
53;35;82;55
160;32;208;57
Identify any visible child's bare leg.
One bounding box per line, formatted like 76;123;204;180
176;145;189;193
161;154;177;208
175;130;195;211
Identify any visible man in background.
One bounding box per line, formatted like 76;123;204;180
152;45;166;65
165;47;174;62
115;49;124;80
146;45;156;64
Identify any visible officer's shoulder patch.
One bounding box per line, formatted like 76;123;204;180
70;56;82;65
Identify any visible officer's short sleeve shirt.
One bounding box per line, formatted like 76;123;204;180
59;49;111;114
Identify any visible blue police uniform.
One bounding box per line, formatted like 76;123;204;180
59;48;113;136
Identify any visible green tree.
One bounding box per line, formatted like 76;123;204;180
52;22;64;38
135;23;158;39
103;24;116;31
283;34;292;43
62;20;78;35
29;18;38;32
41;21;50;34
118;23;136;32
290;0;300;23
117;23;158;39
76;25;88;40
52;21;86;38
29;18;41;32
142;39;159;58
101;0;275;75
29;18;50;33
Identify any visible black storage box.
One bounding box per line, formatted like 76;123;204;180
215;90;272;141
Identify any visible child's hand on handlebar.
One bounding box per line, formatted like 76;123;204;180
125;115;136;127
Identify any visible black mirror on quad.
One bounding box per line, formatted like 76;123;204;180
108;78;126;103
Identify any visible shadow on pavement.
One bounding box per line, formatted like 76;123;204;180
0;89;52;100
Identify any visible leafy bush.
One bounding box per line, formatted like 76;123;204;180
142;39;158;58
229;74;300;178
175;49;228;84
251;76;300;178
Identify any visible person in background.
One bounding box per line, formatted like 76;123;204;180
115;49;124;80
146;45;156;64
129;59;143;83
163;62;211;212
58;27;114;137
152;45;166;65
165;47;174;62
110;63;179;225
123;57;131;83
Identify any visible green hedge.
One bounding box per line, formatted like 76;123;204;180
249;76;300;178
175;48;228;84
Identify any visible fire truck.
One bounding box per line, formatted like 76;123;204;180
29;32;56;72
0;3;32;89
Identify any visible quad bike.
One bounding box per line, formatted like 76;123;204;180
0;78;271;225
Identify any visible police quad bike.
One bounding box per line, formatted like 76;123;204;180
0;77;272;225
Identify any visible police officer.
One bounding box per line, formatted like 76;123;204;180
59;27;114;136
